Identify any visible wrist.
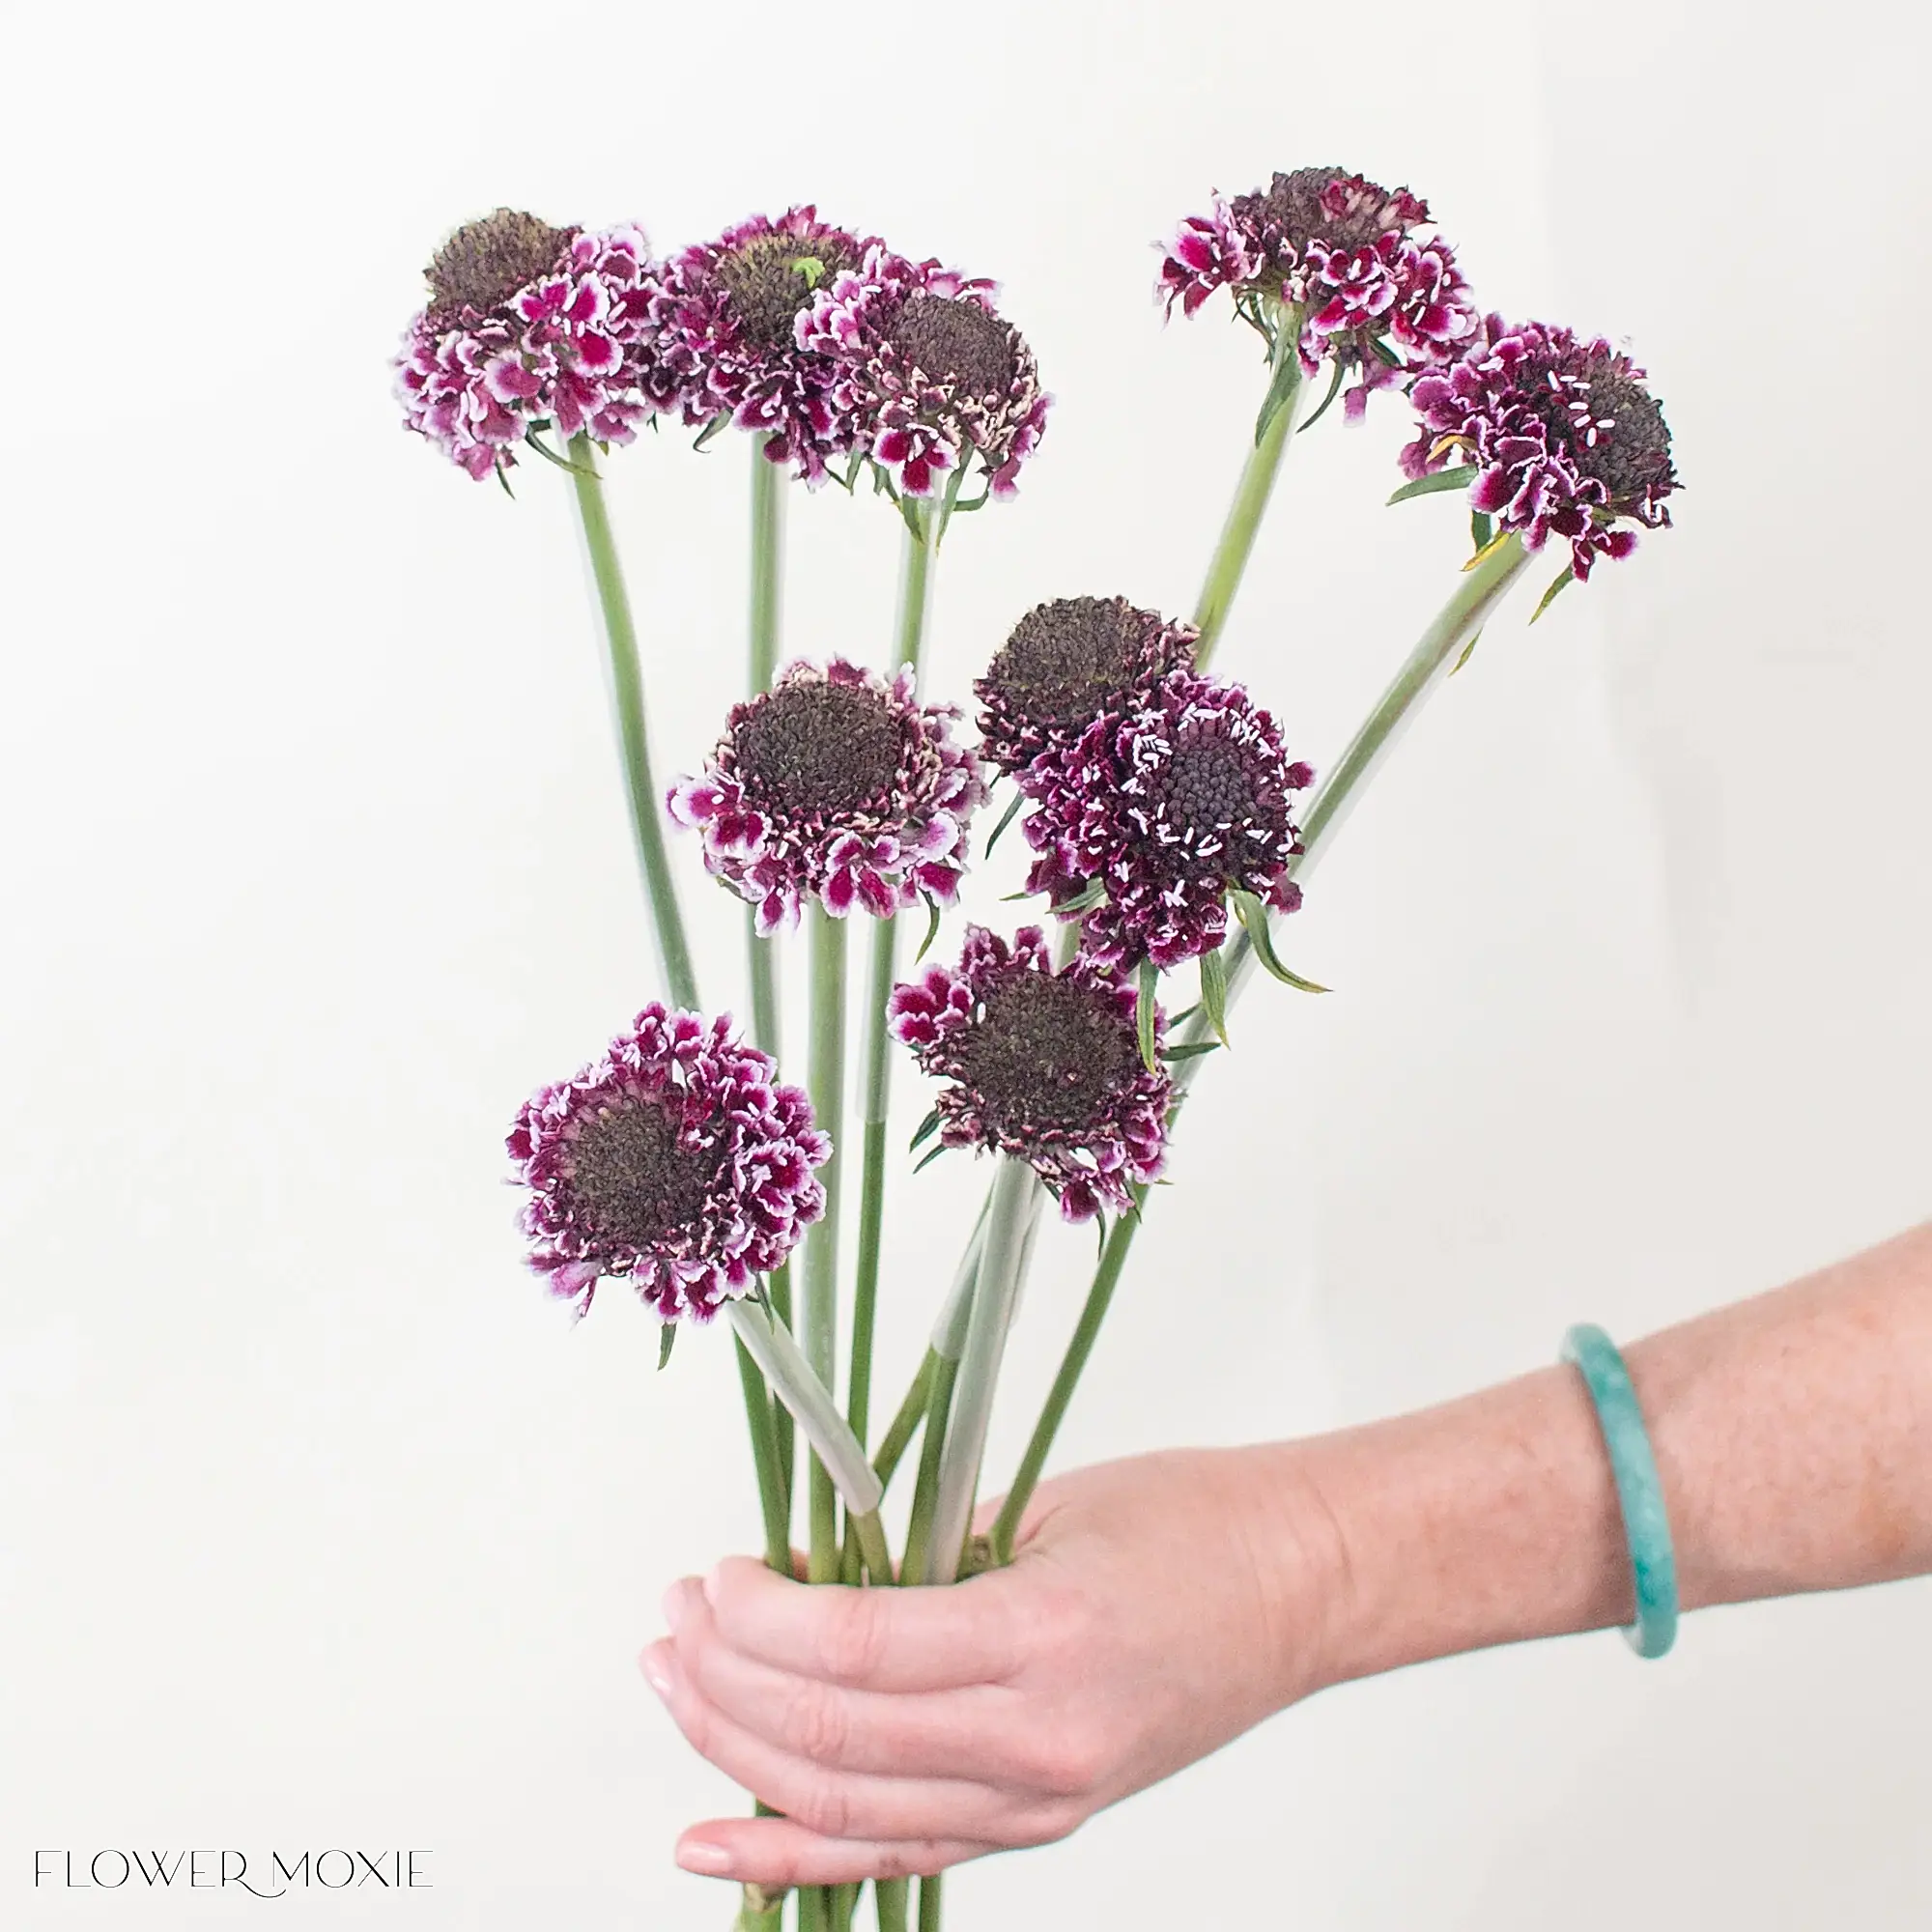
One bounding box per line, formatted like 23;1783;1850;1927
1278;1365;1637;1692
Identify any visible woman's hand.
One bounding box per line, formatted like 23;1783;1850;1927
641;1445;1344;1888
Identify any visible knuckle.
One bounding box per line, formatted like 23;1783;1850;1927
705;1557;761;1629
818;1589;888;1685
1022;1721;1107;1799
871;1840;952;1881
1019;1795;1088;1848
790;1772;855;1841
781;1679;851;1766
1023;1582;1093;1665
672;1694;713;1759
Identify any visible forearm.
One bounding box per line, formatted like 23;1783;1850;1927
1272;1221;1932;1694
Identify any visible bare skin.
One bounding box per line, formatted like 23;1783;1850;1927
643;1221;1932;1889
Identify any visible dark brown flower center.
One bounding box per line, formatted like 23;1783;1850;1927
426;209;570;324
985;598;1176;737
733;679;904;817
1259;166;1353;251
1159;732;1259;839
717;233;857;355
1571;367;1673;504
566;1097;716;1249
955;972;1142;1135
886;296;1016;396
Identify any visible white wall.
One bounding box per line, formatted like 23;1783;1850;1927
3;1;1927;1924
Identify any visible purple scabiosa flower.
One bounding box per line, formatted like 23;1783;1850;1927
975;596;1198;779
509;1005;830;1321
1022;671;1313;973
1398;317;1679;580
890;925;1170;1222
1159;166;1477;419
649;208;949;484
801;281;1050;497
395;210;664;481
668;658;988;935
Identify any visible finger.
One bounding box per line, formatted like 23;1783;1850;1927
703;1554;1021;1691
664;1579;1034;1783
673;1814;994;1889
640;1641;1015;1845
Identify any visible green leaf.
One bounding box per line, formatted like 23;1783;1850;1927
693;412;731;453
984;790;1025;859
1054;877;1107;917
523;430;600;479
1136;958;1159;1074
914;1143;949;1176
1369;333;1404;368
1528;564;1577;624
1198;945;1230;1046
897;494;925;543
1450;626;1485;675
1387;465;1480;507
1165;1002;1201;1029
1162;1040;1222;1061
915;893;942;963
1232;890;1329;993
1470;509;1492;554
1463;527;1513;573
495;464;516;500
1296;356;1348;434
910;1108;942;1152
1253;343;1304;445
657;1323;677;1372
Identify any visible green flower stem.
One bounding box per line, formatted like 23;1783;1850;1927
562;435;698;1011
838;1341;936;1586
986;1188;1139;1565
924;1157;1037;1584
1190;306;1307;669
874;1877;911;1932
833;1883;862;1932
930;1203;987;1357
869;1350;931;1494
917;1872;943;1932
989;535;1537;1557
848;506;938;1460
898;1350;959;1590
848;1109;891;1449
806;909;851;1583
766;1261;795;1536
566;435;793;1625
747;439;795;1540
1293;530;1532;878
733;1335;792;1574
735;1883;785;1932
748;439;786;1061
892;501;934;667
726;1299;882;1523
800;1887;830;1932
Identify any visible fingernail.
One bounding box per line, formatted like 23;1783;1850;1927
640;1643;676;1699
677;1838;732;1875
662;1581;690;1634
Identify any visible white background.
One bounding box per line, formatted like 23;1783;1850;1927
4;1;1928;1925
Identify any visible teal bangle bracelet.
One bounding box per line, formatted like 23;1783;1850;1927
1560;1322;1679;1659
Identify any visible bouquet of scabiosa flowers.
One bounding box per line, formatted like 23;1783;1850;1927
394;165;1678;1932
